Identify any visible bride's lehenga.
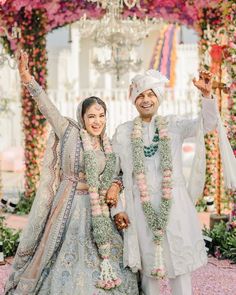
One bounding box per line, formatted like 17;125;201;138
5;78;138;295
37;188;138;295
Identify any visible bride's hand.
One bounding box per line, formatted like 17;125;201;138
106;183;120;207
17;50;32;84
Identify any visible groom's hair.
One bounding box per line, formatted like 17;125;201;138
81;96;107;117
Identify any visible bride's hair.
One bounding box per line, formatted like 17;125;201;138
81;96;107;118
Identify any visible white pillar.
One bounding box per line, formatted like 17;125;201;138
68;24;80;97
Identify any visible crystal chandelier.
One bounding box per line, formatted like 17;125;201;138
88;0;143;10
93;47;142;82
78;0;161;80
78;0;156;47
0;23;21;69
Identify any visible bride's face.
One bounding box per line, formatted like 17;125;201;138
83;103;106;136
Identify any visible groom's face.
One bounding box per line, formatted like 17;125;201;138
135;89;159;122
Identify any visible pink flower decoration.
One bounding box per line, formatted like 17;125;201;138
136;173;146;180
137;178;146;186
163;169;172;176
92;209;102;216
91;199;100;206
163;193;172;200
114;278;122;286
139;183;148;192
163;187;171;193
141;197;149;202
159;129;168;137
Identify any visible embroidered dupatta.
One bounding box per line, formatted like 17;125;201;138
5;121;80;294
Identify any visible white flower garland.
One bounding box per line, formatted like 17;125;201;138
80;129;121;290
131;116;173;279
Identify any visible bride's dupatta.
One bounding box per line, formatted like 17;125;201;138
5;121;80;294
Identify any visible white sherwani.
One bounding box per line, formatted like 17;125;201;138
112;97;218;279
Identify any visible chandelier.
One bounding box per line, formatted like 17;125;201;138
0;23;21;69
93;47;142;81
78;0;161;81
87;0;143;10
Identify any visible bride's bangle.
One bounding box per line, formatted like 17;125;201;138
22;76;43;97
20;70;32;84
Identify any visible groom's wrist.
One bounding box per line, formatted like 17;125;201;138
201;91;212;99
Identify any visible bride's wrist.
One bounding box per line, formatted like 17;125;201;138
20;70;32;84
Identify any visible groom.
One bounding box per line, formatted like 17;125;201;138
108;69;218;295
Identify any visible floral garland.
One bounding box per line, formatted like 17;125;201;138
0;1;223;31
197;4;225;212
222;2;236;157
197;2;236;212
131;116;172;279
22;10;48;199
0;0;230;203
1;9;48;200
222;2;236;210
80;129;121;290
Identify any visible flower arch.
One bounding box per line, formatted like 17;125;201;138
0;0;235;206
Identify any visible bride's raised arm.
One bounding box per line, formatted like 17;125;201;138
18;50;69;138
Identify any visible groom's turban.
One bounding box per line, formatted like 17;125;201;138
129;69;169;104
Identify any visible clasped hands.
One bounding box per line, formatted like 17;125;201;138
106;183;130;230
114;212;130;231
105;182;121;207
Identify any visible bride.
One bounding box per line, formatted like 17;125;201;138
5;51;138;295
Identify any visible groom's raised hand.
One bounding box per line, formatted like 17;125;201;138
192;70;213;98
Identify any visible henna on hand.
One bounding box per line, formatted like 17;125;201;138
192;70;213;98
106;183;120;207
18;50;32;84
114;212;130;230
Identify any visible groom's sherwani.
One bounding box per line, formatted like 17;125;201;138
112;97;218;280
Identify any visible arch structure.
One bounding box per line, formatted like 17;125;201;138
0;0;235;202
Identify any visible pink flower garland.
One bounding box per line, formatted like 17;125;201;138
80;129;121;290
131;116;173;279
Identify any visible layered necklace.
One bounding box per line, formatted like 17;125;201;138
80;129;121;290
131;116;173;279
144;127;159;157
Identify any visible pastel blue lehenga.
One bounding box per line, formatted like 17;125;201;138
4;78;138;295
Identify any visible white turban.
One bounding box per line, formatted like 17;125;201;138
129;69;169;104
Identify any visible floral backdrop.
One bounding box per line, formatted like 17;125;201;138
0;1;223;30
0;0;235;205
197;1;236;215
1;9;48;198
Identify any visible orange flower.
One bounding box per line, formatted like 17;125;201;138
210;44;226;63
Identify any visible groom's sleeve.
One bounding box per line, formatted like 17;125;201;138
170;95;218;139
